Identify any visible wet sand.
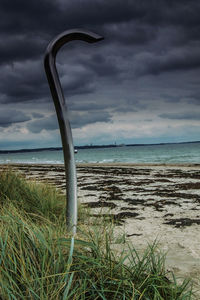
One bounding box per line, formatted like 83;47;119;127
1;163;200;290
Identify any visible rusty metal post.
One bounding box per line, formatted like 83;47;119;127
44;29;103;234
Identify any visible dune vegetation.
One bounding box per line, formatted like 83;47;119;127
0;169;193;299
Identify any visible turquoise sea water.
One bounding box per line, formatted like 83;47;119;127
0;142;199;164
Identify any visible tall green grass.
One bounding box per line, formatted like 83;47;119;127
0;169;65;222
0;170;193;299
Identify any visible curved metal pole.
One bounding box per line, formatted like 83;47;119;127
44;29;103;234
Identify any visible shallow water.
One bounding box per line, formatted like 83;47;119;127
0;142;199;164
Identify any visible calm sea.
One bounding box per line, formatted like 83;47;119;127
0;142;199;164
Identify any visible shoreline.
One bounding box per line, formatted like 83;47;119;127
1;162;200;168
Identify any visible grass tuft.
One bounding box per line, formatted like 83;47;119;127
0;169;65;223
0;170;193;299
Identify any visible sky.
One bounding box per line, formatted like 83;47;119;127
0;0;200;149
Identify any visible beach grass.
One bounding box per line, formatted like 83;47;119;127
0;169;193;299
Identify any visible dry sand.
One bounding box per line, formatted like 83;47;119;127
1;163;200;291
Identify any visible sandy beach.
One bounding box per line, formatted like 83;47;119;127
2;163;200;289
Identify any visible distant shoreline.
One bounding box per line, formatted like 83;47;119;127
1;162;200;169
0;140;199;154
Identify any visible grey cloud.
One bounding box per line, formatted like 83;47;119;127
70;110;112;128
160;93;183;103
0;35;46;65
111;98;147;113
139;0;200;28
31;112;44;118
70;101;112;111
61;73;96;98
84;54;121;78
0;0;150;47
189;92;200;105
102;22;157;46
1;0;199;53
135;47;200;76
0;109;31;127
27;109;112;133
1;0;200;43
27;114;58;133
0;58;96;105
0;0;59;35
0;0;200;146
0;60;47;103
0;0;200;104
159;112;200;120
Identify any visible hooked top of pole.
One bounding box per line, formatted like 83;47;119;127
45;28;104;59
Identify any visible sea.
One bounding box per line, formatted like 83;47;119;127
0;142;199;165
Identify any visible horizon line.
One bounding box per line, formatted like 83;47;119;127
0;140;199;154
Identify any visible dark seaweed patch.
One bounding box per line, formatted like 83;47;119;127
174;182;200;190
90;211;139;225
164;218;200;227
124;198;145;205
164;213;174;217
120;207;137;211
80;185;99;191
83;201;117;209
103;185;122;193
152;191;199;201
127;233;142;237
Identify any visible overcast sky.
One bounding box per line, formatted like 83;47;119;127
0;0;200;149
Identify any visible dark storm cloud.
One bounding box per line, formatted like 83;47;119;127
0;60;46;103
0;0;200;142
81;54;121;78
0;0;59;34
1;0;200;48
0;109;31;127
0;60;95;104
0;0;151;50
1;0;199;62
0;0;199;91
60;70;96;98
102;22;157;46
135;47;200;76
0;35;46;65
